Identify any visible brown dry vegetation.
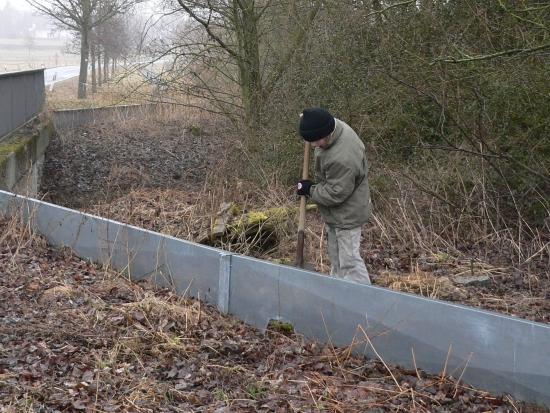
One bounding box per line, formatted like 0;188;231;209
86;186;549;325
0;34;546;411
45;69;156;111
39;100;549;325
1;216;547;412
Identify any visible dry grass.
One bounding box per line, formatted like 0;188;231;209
38;95;549;322
86;169;549;322
45;73;152;111
368;165;550;276
45;63;213;116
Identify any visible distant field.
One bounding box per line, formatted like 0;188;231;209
0;37;80;72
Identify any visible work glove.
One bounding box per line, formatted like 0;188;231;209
297;179;313;197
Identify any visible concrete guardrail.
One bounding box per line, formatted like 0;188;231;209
0;122;53;195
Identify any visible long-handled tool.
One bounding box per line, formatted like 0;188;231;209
295;141;311;268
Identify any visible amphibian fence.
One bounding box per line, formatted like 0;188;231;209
1;189;549;406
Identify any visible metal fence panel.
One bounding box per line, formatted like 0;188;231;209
0;77;13;136
1;190;549;405
160;236;220;304
53;104;158;130
229;254;550;404
0;191;221;304
229;256;281;328
0;70;45;140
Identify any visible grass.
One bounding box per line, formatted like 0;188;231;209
45;73;154;111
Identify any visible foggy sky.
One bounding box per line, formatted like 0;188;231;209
0;0;32;11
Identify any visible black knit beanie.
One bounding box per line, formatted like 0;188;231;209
298;108;335;142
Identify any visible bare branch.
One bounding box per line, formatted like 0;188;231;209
365;0;416;18
432;43;550;65
176;0;240;59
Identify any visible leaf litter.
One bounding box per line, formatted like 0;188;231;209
1;219;547;413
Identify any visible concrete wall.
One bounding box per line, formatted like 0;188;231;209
0;69;45;141
0;120;53;196
53;104;158;130
0;104;157;196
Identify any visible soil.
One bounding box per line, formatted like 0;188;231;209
1;219;547;412
41;118;220;209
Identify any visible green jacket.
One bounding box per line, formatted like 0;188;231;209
310;119;371;229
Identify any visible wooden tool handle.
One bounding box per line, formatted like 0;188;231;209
296;141;311;268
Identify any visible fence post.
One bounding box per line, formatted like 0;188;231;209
218;253;232;314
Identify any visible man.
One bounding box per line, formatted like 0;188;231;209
297;107;372;285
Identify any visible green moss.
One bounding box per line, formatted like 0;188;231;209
0;123;45;162
0;139;26;155
268;320;294;334
0;136;32;167
245;383;267;400
432;252;452;263
0;122;49;183
190;126;202;136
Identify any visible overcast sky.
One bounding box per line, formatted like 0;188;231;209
0;0;32;11
1;0;158;13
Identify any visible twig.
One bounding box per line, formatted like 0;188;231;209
366;0;415;18
440;343;452;383
411;347;421;380
453;352;474;398
358;324;403;392
304;381;320;410
432;43;550;64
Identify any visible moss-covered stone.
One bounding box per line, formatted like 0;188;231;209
205;202;318;252
268;320;295;335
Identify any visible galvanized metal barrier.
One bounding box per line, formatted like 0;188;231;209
0;70;45;141
53;104;158;130
0;189;549;406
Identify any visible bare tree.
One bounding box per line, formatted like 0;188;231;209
26;0;140;98
172;0;321;132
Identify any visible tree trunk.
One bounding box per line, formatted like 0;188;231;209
103;52;109;83
111;57;115;76
97;50;102;87
91;42;97;93
77;28;89;99
232;0;262;137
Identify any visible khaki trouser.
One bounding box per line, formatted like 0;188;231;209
326;225;371;285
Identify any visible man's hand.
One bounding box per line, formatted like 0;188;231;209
297;179;313;196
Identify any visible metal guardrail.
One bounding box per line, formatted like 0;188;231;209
53;104;158;130
0;189;549;406
0;69;45;141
